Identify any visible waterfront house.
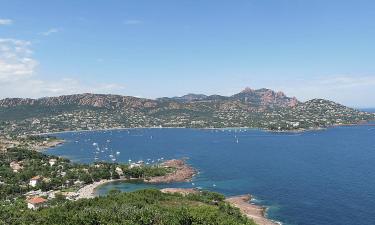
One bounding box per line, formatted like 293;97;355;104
115;167;124;176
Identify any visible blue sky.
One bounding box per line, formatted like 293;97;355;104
0;0;375;107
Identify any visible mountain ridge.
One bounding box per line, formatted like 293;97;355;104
0;88;373;134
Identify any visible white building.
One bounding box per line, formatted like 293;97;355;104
49;159;57;166
29;176;41;187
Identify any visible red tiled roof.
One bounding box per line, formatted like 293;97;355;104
31;176;41;180
27;197;47;204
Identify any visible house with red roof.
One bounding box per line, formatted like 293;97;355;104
27;197;47;210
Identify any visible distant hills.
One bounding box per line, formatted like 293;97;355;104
158;88;298;108
0;88;374;135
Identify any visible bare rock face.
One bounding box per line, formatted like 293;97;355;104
231;87;300;108
0;88;299;110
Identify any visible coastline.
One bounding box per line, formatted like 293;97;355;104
160;188;280;225
36;119;375;137
145;159;197;183
76;182;282;225
39;122;374;224
76;178;132;199
225;195;281;225
76;159;197;199
34;139;65;152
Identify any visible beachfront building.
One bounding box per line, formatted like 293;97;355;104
115;167;124;176
27;197;47;210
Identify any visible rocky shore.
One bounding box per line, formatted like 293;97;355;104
159;188;281;225
34;139;64;151
145;159;196;183
226;195;280;225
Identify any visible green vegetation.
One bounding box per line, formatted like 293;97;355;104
1;93;374;135
0;189;256;225
0;147;171;201
0;141;256;225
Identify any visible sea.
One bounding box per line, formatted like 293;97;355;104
46;124;375;225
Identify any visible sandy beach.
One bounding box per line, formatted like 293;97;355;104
76;179;111;199
226;195;281;225
76;159;196;199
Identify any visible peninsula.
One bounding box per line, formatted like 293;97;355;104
0;139;269;225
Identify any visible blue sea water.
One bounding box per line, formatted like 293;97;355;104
46;125;375;225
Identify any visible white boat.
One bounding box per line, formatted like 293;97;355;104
116;151;120;155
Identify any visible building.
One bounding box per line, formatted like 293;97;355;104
29;176;41;187
9;161;23;172
49;159;57;166
27;197;47;210
115;167;123;176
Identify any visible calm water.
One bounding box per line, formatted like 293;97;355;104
46;126;375;225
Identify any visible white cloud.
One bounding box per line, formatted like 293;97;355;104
0;19;13;25
270;75;375;107
0;38;38;82
0;78;126;99
40;28;60;36
124;20;142;25
0;38;125;99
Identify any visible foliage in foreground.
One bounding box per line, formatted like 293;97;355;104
0;147;171;200
0;189;256;225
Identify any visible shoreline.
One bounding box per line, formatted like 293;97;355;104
36;119;375;137
34;139;65;152
225;195;281;225
145;159;197;183
76;183;282;225
76;159;197;199
160;188;280;225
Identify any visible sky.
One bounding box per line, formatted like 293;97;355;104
0;0;375;107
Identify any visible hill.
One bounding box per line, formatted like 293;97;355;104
0;88;373;134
